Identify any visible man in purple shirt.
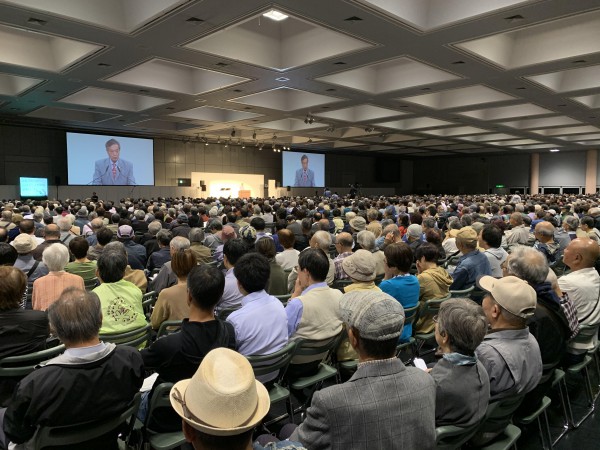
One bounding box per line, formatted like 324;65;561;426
227;253;288;383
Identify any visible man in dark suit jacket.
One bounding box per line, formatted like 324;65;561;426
92;138;136;185
291;290;436;450
293;154;315;187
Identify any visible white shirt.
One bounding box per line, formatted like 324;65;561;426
275;248;300;271
558;267;600;351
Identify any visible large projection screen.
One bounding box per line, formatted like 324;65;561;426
67;132;154;185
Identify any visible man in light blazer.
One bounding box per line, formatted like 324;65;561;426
291;290;436;449
92;138;136;185
294;154;315;187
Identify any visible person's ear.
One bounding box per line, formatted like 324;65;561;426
348;326;359;350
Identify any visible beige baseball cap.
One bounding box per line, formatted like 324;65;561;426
477;275;537;319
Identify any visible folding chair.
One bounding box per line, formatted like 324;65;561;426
0;344;66;378
100;324;152;348
247;340;300;425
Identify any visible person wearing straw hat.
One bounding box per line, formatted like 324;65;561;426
291;291;436;449
170;347;306;450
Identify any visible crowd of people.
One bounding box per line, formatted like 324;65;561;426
0;190;599;449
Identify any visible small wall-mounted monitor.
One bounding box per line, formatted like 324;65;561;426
20;177;48;199
177;178;191;187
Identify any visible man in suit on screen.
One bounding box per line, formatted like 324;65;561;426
294;154;315;187
92;138;136;185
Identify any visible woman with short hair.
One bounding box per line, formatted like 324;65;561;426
32;244;84;311
430;298;490;427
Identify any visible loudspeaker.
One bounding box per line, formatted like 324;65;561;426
199;180;205;186
201;185;206;192
287;186;291;192
177;178;191;187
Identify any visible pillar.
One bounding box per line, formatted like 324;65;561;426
585;149;597;194
530;153;539;195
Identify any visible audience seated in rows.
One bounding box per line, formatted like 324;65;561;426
275;228;300;271
146;229;172;272
450;227;492;290
152;236;191;293
0;287;144;450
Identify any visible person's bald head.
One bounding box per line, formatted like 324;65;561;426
336;232;353;251
44;224;61;240
563;238;599;271
534;221;555;243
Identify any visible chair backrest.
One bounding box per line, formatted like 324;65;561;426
247;340;299;378
142;291;158;315
217;307;240;320
449;285;475;297
33;392;141;449
571;323;600;346
156;320;183;339
0;344;67;377
402;304;420;327
100;324;152;348
295;332;344;362
144;383;185;434
435;421;481;450
472;394;525;443
332;278;353;292
275;294;292;305
84;277;99;291
413;295;451;326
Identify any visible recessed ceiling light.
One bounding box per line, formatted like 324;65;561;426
263;9;288;21
186;17;204;24
344;16;363;21
275;77;289;82
451;61;465;65
549;149;560;152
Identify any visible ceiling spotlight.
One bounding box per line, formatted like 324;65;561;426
231;128;236;137
307;138;313;143
242;142;245;149
326;125;335;132
263;9;288;21
217;136;221;144
252;131;257;140
304;114;314;124
365;127;374;133
272;134;277;140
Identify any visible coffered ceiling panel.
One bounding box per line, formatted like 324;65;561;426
0;0;599;157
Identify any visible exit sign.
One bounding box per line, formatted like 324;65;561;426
496;184;505;188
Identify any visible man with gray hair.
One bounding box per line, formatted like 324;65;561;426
287;230;335;292
505;246;572;414
505;212;529;248
562;215;580;241
0;210;15;232
57;216;77;246
0;287;144;448
533;221;560;266
291;290;435;449
146;229;172;272
203;219;223;251
143;220;163;257
152;236;191;293
333;232;353;280
85;218;105;246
